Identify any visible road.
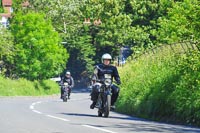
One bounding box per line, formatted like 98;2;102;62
0;90;200;133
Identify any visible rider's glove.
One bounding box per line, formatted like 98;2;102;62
116;80;121;85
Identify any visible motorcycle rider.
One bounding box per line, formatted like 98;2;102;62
90;53;121;110
60;71;74;99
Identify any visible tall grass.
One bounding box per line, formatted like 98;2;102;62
0;76;60;96
117;44;200;126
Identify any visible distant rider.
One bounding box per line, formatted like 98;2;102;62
90;53;121;109
61;71;74;99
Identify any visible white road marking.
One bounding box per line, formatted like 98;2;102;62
30;105;34;109
82;124;118;133
46;115;70;121
32;110;42;114
30;101;42;110
30;99;117;133
30;101;42;113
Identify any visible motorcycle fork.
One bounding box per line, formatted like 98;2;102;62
97;93;104;110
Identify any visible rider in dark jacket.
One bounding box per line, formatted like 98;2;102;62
61;71;74;99
90;53;121;109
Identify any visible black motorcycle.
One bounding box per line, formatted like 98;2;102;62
61;82;69;102
96;74;112;117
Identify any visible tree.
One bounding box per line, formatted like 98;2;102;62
0;0;4;13
0;28;14;75
28;0;83;36
27;0;93;79
10;12;69;80
123;0;175;46
157;0;200;44
80;0;133;62
61;25;96;79
0;28;13;60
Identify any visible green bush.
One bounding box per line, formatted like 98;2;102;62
0;76;60;96
117;44;200;126
170;50;200;125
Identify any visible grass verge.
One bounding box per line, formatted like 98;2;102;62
0;76;59;96
117;44;200;127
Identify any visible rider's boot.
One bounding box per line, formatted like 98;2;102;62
68;93;70;99
90;102;96;109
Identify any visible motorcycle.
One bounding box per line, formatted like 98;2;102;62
96;74;112;117
61;82;69;102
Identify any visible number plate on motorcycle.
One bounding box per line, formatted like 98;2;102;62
64;83;68;86
104;74;111;79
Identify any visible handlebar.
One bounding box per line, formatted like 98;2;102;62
95;79;120;85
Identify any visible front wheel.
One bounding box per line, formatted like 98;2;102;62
62;93;67;102
104;95;111;117
63;97;67;102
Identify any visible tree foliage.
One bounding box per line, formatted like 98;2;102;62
171;50;200;126
0;28;14;60
28;0;83;35
27;0;94;78
65;30;96;77
81;0;132;51
10;13;69;80
123;0;175;46
71;0;139;76
0;28;14;75
0;0;4;13
157;0;200;43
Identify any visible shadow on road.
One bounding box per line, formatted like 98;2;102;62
60;112;200;133
61;112;147;121
112;122;200;133
61;112;97;118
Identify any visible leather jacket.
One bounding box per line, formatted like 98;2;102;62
61;76;74;88
92;64;121;85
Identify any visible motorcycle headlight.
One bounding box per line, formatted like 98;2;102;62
105;79;112;86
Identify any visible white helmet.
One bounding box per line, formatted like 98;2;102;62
101;53;112;63
66;71;70;75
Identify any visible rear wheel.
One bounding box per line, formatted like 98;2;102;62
104;95;111;117
63;93;67;102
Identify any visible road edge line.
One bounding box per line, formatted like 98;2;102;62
82;124;118;133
